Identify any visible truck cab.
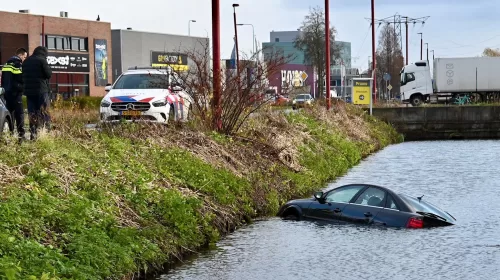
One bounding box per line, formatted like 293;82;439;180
400;60;433;106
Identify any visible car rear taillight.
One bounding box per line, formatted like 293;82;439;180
407;216;424;228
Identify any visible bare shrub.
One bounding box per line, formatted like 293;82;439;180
172;40;294;135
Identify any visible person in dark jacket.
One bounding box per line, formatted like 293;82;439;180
22;46;52;140
1;48;28;140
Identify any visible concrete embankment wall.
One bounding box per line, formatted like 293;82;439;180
369;106;500;141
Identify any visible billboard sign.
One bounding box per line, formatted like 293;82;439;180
94;39;109;86
47;52;89;73
151;51;189;71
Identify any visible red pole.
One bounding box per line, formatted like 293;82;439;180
212;0;222;131
405;18;408;65
371;0;376;103
325;0;331;110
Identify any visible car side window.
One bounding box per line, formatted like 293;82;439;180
324;185;365;203
385;194;400;210
353;187;386;207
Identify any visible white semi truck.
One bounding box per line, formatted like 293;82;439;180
400;57;500;106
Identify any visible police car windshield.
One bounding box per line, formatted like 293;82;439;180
113;74;170;89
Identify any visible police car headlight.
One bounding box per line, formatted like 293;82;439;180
101;100;111;107
152;100;167;107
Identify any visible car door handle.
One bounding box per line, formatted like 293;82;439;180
333;208;342;213
364;212;373;217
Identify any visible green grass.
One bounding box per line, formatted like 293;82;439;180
0;105;402;279
21;96;102;110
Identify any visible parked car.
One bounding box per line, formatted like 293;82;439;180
277;183;456;228
0;87;13;137
99;67;192;123
272;94;290;106
292;94;314;110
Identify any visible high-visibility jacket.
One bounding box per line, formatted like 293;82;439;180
1;56;23;96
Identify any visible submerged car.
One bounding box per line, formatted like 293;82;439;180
99;67;192;123
277;184;456;228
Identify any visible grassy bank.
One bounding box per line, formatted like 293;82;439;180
0;101;402;279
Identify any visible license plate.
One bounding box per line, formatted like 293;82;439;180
122;110;141;116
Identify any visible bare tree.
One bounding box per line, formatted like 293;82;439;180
483;47;500;57
294;6;340;98
375;24;404;99
172;40;293;134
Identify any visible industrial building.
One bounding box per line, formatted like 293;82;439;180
263;30;357;98
111;29;209;82
0;9;112;97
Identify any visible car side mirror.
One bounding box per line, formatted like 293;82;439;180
171;83;183;92
0;87;5;96
105;85;112;92
314;191;324;201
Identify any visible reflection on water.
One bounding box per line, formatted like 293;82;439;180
158;141;500;280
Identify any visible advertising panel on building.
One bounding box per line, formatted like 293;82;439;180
47;52;90;72
94;39;108;86
267;64;314;95
151;51;189;71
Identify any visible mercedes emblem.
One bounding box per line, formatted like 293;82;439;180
126;103;134;110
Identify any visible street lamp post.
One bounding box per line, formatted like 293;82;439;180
425;43;429;61
418;32;423;60
232;4;240;77
188;20;196;36
237;23;255;58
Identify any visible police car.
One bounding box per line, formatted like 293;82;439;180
99;67;192;123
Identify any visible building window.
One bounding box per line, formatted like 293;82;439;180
49;73;90;97
46;36;56;49
275;38;279;42
43;35;87;52
56;37;64;49
79;38;87;51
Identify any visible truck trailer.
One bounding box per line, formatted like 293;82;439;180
400;57;500;106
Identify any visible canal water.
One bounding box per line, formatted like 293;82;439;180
156;140;500;280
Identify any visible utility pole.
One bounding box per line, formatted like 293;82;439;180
212;0;221;131
371;0;376;103
402;16;409;65
325;0;331;110
418;32;423;60
368;15;429;65
431;50;435;60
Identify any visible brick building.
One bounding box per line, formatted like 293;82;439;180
0;10;112;97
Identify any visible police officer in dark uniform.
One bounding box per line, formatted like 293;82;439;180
22;46;52;140
1;48;28;141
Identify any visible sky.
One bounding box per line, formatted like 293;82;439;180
3;0;500;72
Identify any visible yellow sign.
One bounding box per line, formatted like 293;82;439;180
353;80;371;105
151;64;189;72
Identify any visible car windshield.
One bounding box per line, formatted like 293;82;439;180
399;193;455;222
296;94;310;100
113;74;170;89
